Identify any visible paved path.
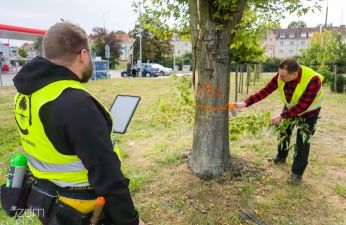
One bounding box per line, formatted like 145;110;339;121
0;73;16;87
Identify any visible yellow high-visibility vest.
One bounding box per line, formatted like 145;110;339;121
14;80;121;187
278;65;324;116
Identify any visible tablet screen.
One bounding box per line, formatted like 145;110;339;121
109;95;141;134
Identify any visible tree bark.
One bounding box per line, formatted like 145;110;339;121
189;0;247;179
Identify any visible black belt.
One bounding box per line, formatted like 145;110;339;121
34;179;97;200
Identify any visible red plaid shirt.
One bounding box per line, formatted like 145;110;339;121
245;68;322;118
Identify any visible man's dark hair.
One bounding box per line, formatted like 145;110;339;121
279;59;300;74
43;22;89;63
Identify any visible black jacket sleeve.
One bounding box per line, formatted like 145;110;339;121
40;88;139;225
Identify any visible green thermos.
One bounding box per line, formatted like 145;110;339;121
6;154;28;188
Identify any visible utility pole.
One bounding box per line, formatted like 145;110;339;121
325;0;329;28
103;11;110;34
138;1;143;77
173;36;177;72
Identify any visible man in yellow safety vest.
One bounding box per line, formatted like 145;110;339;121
235;59;324;185
13;22;145;225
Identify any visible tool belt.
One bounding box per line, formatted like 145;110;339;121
1;175;110;225
0;172;33;218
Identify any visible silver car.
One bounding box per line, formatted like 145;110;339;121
151;63;174;76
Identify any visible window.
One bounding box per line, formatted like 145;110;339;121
301;32;307;38
177;50;181;54
308;32;314;37
185;43;188;46
301;40;305;45
269;47;273;50
290;41;294;46
289;50;294;55
280;33;286;38
289;32;295;38
279;50;284;55
280;41;284;46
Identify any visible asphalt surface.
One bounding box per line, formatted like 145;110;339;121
0;70;191;87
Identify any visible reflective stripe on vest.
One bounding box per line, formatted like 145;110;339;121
14;80;119;187
25;153;86;173
277;65;324;116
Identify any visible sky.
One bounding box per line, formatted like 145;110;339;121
0;0;345;46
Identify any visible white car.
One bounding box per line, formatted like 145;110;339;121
151;64;173;76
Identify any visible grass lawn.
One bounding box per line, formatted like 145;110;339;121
0;73;345;225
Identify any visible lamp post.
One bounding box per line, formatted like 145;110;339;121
172;36;178;72
103;11;110;34
137;1;143;77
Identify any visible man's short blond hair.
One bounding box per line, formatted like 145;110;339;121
43;22;89;63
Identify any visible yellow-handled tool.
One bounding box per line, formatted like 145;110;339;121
90;196;106;225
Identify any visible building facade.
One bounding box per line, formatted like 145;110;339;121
115;33;134;61
263;25;346;59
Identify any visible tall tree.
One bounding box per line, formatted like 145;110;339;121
89;27;121;68
230;10;277;63
299;30;346;80
131;13;173;64
288;20;307;29
18;47;28;59
149;0;321;179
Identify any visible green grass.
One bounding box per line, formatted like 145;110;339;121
1;74;345;224
115;60;128;70
335;183;346;199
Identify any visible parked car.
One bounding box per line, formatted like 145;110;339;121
141;63;160;77
121;66;138;77
151;64;173;76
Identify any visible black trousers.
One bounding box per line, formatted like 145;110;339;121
276;115;318;176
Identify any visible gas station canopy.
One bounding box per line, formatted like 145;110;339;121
0;24;46;41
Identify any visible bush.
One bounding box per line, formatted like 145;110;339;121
229;111;270;141
150;75;194;128
330;74;345;93
317;65;333;85
262;57;281;72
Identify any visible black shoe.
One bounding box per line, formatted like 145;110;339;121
273;157;286;165
287;173;302;185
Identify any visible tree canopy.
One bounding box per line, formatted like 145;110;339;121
288;20;307;29
18;47;28;59
132;14;173;65
89;27;122;68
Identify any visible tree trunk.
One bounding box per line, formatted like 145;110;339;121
189;0;246;179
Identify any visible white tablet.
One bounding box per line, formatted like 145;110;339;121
109;95;141;134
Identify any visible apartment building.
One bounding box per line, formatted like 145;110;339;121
264;25;346;58
115;33;134;61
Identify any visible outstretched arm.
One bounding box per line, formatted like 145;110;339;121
234;74;279;108
245;74;279;107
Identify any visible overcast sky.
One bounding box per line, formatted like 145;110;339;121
1;0;345;46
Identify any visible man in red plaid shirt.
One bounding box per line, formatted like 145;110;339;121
235;59;324;185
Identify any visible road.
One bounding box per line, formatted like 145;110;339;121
0;72;16;87
0;69;191;87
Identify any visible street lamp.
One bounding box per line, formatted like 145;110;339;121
172;36;178;72
137;1;143;77
103;11;110;34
